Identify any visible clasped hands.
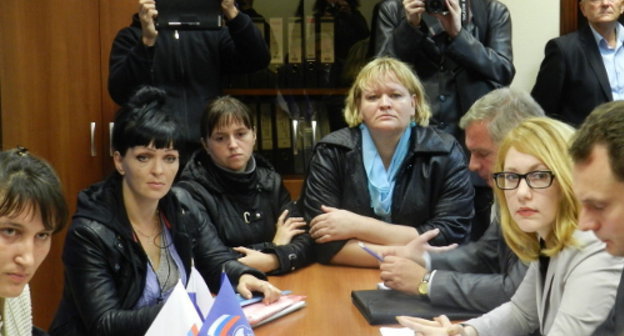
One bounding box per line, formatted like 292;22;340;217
309;205;361;243
235;209;306;273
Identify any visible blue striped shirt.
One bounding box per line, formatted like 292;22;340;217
590;23;624;101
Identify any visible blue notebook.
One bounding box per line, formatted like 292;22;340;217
237;290;293;307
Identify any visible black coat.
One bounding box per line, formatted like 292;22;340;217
177;151;314;274
49;175;264;336
108;12;270;143
531;24;613;127
372;0;514;139
301;125;474;263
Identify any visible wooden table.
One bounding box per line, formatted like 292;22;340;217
253;263;393;336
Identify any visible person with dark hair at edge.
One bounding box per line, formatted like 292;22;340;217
0;147;68;336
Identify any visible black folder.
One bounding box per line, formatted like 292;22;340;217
156;0;223;30
351;290;480;325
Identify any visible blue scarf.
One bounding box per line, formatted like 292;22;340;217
360;123;413;222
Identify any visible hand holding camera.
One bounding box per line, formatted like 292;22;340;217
432;0;463;38
402;0;426;27
403;0;463;34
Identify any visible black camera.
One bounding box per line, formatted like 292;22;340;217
425;0;448;14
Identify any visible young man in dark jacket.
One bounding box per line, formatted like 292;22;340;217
108;0;270;160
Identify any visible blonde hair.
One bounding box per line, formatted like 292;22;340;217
343;57;431;127
494;117;578;262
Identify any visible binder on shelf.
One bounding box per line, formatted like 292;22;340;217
274;99;294;174
319;16;335;88
286;17;304;88
292;98;318;174
269;17;285;88
316;103;332;138
257;102;275;163
304;15;318;88
285;98;303;174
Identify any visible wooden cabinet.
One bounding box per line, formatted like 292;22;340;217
0;0;104;328
0;0;135;328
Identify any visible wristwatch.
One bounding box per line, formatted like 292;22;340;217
418;272;431;296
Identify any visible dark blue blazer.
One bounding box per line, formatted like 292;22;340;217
531;24;613;126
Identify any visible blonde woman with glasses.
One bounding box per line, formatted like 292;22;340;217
397;117;624;336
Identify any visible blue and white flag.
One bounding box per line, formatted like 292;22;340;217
198;272;254;336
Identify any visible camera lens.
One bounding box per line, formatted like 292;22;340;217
426;0;447;13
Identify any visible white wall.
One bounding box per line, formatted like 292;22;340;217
499;0;560;91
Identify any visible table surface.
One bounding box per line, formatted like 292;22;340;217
253;263;395;336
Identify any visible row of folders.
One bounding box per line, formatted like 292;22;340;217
225;15;342;89
243;97;332;175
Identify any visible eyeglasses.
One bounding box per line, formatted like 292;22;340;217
492;170;556;190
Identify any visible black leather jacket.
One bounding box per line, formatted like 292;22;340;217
373;0;514;139
177;151;314;274
49;174;264;336
301;125;474;263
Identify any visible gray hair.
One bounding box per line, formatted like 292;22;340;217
459;87;545;144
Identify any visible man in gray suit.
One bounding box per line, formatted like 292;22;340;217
379;88;544;313
570;100;624;336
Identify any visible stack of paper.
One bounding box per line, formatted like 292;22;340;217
380;327;414;336
242;294;307;327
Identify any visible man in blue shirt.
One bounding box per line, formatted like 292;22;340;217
532;0;624;126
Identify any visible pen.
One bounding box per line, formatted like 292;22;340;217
358;241;384;262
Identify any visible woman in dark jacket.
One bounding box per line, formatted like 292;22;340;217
300;57;474;266
177;96;314;274
49;87;280;336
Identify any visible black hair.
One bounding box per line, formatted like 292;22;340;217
112;86;182;156
0;147;68;233
200;96;254;139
